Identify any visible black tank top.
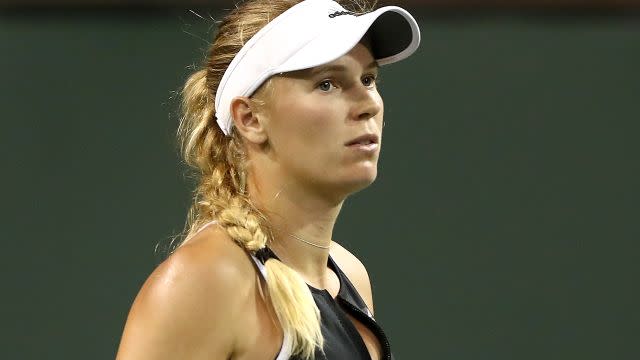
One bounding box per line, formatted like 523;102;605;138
254;247;395;360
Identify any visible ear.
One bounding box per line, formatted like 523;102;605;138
230;96;268;144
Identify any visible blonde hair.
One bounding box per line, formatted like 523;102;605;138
175;0;375;358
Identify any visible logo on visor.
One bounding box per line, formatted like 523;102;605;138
328;10;356;18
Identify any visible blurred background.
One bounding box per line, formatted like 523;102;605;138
1;0;639;359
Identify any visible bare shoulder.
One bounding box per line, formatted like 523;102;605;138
116;224;256;360
330;241;375;314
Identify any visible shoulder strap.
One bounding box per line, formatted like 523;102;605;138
251;246;280;280
249;247;293;360
327;255;374;318
249;254;268;279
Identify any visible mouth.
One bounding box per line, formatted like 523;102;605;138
344;134;379;146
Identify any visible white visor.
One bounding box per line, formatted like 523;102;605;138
214;0;421;136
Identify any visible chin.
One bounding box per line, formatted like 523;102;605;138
338;168;379;195
309;163;379;199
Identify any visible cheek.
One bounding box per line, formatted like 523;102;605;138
268;97;347;178
275;97;342;147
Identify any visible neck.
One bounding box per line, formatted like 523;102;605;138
247;165;345;288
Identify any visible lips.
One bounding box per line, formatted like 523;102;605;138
345;134;379;146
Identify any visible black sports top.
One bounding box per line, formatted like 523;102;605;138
253;247;395;360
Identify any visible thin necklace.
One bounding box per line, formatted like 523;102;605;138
288;232;331;249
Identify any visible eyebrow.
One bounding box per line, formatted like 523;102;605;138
308;60;379;76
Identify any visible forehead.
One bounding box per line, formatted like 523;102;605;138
283;42;378;80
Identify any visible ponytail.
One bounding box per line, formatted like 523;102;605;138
176;19;323;355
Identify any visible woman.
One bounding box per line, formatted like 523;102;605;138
116;0;420;359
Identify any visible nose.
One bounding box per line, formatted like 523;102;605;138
350;86;382;121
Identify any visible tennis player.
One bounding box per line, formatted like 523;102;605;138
116;0;420;359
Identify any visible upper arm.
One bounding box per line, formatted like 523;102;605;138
116;234;247;360
330;242;375;315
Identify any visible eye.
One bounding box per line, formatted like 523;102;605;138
362;74;377;88
317;79;336;92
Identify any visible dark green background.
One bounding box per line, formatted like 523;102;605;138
1;8;638;359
